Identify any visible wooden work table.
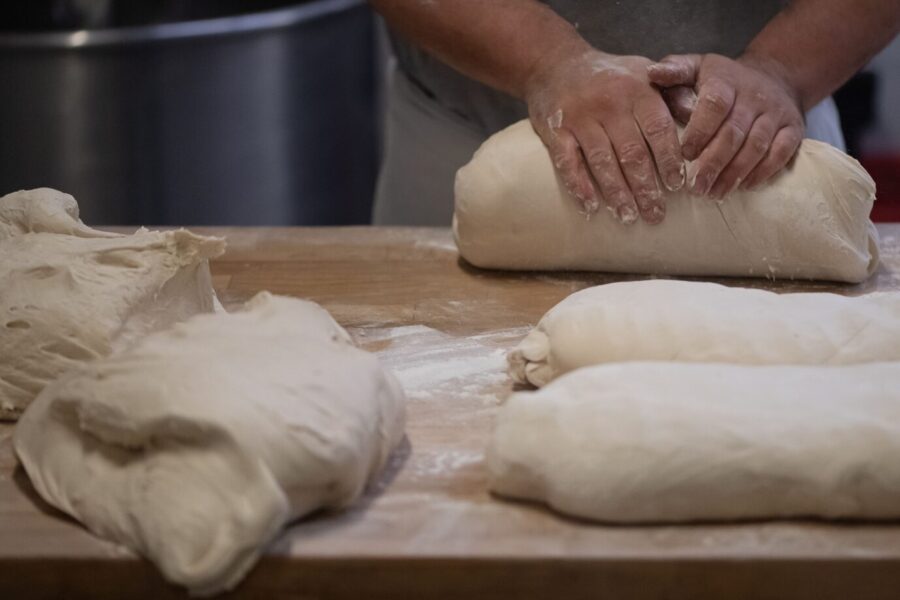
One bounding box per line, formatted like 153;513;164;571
2;224;900;599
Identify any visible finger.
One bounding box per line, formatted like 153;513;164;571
743;125;803;189
547;127;601;214
574;122;639;224
662;86;697;125
647;54;701;87
635;97;685;191
708;116;775;198
681;78;736;161
606;120;665;224
689;104;756;197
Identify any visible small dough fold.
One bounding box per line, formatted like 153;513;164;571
454;120;879;283
14;292;406;595
0;188;224;419
490;361;900;523
509;280;900;387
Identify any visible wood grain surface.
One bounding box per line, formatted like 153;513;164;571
2;224;900;600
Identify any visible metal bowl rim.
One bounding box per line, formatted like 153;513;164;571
0;0;364;48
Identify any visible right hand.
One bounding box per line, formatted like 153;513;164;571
525;44;686;224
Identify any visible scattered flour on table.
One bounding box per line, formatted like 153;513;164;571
413;237;458;253
342;325;530;492
356;325;529;403
410;448;483;478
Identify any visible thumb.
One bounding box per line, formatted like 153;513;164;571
647;54;701;87
663;85;698;125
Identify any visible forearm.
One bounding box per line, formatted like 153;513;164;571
744;0;900;110
369;0;589;98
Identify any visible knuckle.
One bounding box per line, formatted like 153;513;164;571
596;168;626;192
749;133;771;155
557;168;577;187
617;142;650;167
641;114;674;139
585;147;615;169
592;93;618;112
701;90;731;114
552;151;576;172
723;120;747;144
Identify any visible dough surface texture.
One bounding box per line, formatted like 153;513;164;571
510;280;900;387
454;120;879;283
489;361;900;523
14;292;406;595
0;188;224;420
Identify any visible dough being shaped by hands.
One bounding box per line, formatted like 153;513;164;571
0;188;224;420
490;361;900;523
454;120;879;283
510;280;900;387
14;292;406;596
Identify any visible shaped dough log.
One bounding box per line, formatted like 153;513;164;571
489;361;900;523
14;292;406;595
454;120;879;283
510;280;900;387
0;188;225;420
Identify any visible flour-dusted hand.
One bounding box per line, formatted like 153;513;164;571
525;42;685;224
647;53;805;198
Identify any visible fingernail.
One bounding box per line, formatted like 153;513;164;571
667;164;686;191
692;172;713;196
617;204;639;225
644;204;666;224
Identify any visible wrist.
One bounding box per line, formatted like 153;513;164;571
739;49;806;110
520;32;593;100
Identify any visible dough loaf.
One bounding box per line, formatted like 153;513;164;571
0;188;224;420
510;280;900;387
489;361;900;523
454;120;879;283
14;292;406;595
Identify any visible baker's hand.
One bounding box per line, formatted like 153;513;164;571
525;46;685;224
647;53;805;198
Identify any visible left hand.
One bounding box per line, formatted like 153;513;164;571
647;53;805;198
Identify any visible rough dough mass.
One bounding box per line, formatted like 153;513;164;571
0;188;224;420
510;280;900;387
489;361;900;523
14;292;406;595
454;120;879;283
